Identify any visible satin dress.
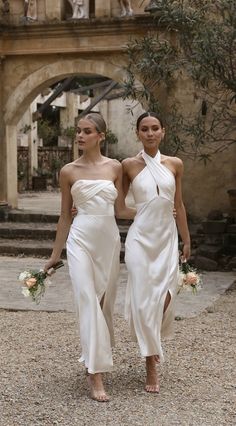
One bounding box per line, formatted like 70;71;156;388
66;179;121;374
125;151;179;363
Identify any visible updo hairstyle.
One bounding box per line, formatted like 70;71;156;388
136;112;164;130
84;112;107;134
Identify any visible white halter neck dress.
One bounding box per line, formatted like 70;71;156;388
125;151;179;362
66;179;120;374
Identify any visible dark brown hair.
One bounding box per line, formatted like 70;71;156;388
136;112;164;130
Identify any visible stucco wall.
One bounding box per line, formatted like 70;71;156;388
100;98;143;159
181;146;236;219
101;96;235;219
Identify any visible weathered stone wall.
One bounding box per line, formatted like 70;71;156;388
99;97;144;159
164;71;236;219
5;0;150;24
181;145;236;219
0;5;235;217
7;0;46;24
111;0;150;16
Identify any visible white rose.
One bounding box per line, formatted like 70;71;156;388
178;272;186;287
22;287;30;297
19;271;31;281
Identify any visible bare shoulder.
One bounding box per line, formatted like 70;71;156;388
107;158;122;172
172;157;183;175
170;156;183;168
108;158;121;166
162;154;183;174
59;162;75;181
60;162;72;175
122;155;141;170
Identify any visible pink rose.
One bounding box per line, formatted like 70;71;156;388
185;272;198;286
25;277;37;288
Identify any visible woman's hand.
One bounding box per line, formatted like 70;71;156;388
181;243;191;262
44;258;61;275
173;207;177;219
71;205;77;218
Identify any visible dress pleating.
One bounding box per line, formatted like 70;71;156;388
125;151;179;362
66;179;120;374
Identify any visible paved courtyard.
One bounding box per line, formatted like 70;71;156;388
0;192;235;425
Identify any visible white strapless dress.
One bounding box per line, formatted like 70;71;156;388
66;180;121;374
125;151;179;362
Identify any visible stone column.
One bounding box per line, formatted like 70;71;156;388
45;0;64;20
99;100;109;156
0;55;5;204
5;125;18;208
0;114;7;204
60;92;78;156
28;102;38;179
73;135;79;160
0;57;17;207
60;92;78;129
95;0;111;18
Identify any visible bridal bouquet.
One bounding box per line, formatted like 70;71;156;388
178;261;202;294
18;261;64;304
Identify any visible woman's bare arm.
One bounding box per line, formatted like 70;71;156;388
114;161;136;220
173;158;191;260
44;167;73;271
121;159;132;198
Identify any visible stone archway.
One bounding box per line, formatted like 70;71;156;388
2;59;128;208
4;59;126;125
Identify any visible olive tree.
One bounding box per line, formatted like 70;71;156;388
125;0;236;161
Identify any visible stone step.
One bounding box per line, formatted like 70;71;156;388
222;245;236;256
0;222;57;240
227;224;236;234
0;222;129;242
0;209;133;227
227;234;236;244
0;239;125;262
0;220;204;246
2;210;59;223
201;220;227;234
196;244;223;261
223;234;236;253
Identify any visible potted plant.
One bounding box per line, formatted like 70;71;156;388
17;169;25;192
32;168;52;191
103;129;118;156
51;158;63;187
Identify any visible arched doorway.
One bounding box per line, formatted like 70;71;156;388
2;59;130;208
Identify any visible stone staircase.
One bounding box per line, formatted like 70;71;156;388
0;208;235;270
0;210;130;262
193;217;236;271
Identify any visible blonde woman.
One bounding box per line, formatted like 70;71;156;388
44;113;135;402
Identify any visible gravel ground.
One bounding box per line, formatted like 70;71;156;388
1;286;236;426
